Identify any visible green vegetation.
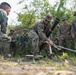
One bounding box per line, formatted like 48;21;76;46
7;0;76;58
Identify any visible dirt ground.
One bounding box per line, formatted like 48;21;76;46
0;56;76;75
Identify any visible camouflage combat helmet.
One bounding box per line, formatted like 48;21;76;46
23;29;27;31
62;17;68;21
74;12;76;16
44;14;52;21
10;29;14;32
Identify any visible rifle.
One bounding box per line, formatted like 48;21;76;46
40;17;60;50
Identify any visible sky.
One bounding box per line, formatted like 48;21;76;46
0;0;71;25
0;0;57;25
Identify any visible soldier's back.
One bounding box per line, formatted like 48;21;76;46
72;19;76;29
60;24;71;35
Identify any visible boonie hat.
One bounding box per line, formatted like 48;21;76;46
44;14;52;21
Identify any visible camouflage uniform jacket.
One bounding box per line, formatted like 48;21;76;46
71;18;76;38
0;9;8;34
20;33;29;44
59;23;71;39
30;20;51;41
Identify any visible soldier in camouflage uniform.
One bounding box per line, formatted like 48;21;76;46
0;2;11;34
8;30;17;57
20;29;29;55
29;14;54;57
8;29;14;36
8;29;14;54
71;12;76;50
58;17;71;48
0;2;11;57
51;24;60;45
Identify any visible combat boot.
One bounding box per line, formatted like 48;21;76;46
49;53;54;59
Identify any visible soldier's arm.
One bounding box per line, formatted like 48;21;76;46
0;11;4;24
37;24;47;41
0;10;7;24
71;22;75;38
57;26;62;40
37;24;54;46
0;10;7;33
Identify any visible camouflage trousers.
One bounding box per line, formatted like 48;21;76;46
0;41;10;57
19;41;28;55
59;37;71;48
74;38;76;50
29;30;52;56
29;30;39;55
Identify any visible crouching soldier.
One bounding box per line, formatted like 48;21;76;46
29;14;54;59
71;12;76;50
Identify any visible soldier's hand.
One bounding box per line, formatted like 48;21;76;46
67;32;70;35
47;38;54;46
45;41;49;44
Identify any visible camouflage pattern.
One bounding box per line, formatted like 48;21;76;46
51;24;60;45
74;12;76;16
62;17;68;21
19;32;29;55
0;2;11;57
58;23;71;48
0;39;10;57
44;14;52;21
8;30;17;57
0;9;8;34
0;28;4;56
29;20;51;55
0;36;10;57
71;17;76;50
0;9;9;54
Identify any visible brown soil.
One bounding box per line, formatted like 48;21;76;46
0;57;76;75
